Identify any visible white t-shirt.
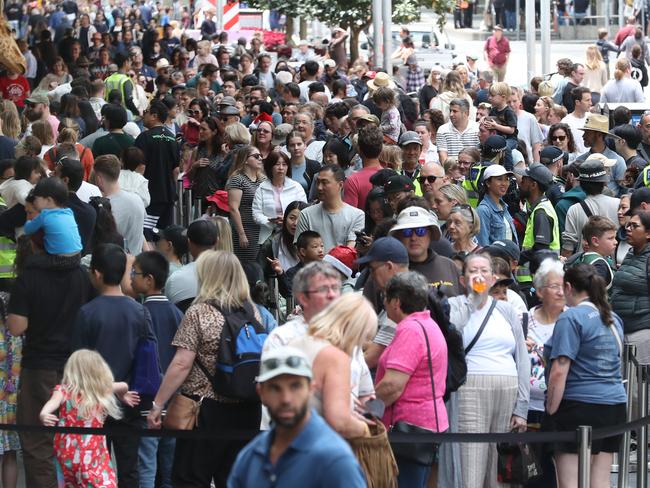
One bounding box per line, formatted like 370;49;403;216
561;112;587;154
516;110;544;163
462;299;517;376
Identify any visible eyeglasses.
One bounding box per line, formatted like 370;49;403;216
451;204;475;226
262;355;309;371
543;284;563;291
130;268;146;277
626;222;642;229
458;159;474;166
304;284;342;295
417;175;438;185
249;153;263;160
552;135;567;141
400;227;428;238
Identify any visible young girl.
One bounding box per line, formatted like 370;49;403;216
39;350;139;487
372;87;401;144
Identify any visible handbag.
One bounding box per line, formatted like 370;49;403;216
390;321;440;466
348;420;399;488
497;440;542;484
163;394;203;430
130;307;162;398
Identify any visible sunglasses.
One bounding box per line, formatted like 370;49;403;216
262;355;309;371
417;175;438;185
400;227;428;238
188;109;201;116
552;135;566;141
249;153;263;160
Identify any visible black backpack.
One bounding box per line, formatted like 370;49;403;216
197;300;268;402
427;287;467;401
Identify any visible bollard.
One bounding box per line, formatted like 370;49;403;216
176;180;184;227
619;344;637;487
638;364;649;488
184;187;193;226
578;425;592;488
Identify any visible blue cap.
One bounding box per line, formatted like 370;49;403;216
484;240;521;262
355;237;409;266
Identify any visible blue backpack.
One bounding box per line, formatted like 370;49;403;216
197;300;267;402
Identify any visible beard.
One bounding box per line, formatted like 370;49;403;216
269;400;309;429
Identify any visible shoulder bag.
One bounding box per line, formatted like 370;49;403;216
465;298;497;355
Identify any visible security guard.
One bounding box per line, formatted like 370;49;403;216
104;53;141;118
539;146;566;206
515;164;560;304
463;135;507;207
398;131;424;196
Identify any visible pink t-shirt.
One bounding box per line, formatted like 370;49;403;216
376;310;449;432
342;166;380;210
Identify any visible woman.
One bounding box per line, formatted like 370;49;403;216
476;165;517;247
376;271;448;487
418;68;441;115
252;120;275;161
534;95;554;132
147;251;263;486
430;184;468;237
546;264;626;488
58;94;87;138
252;151;307;245
286;131;320;195
31;120;55;159
583;45;608;93
293;111;326;163
187;117;225;200
260;200;308;278
449;253;529;488
447;204;481;257
181;98;208;148
364;188;393;236
547;122;579;164
44;121;94;180
610;211;650;339
600;58;645;104
37;57;72;91
615;193;632;267
548;106;568;126
392;36;415;65
226;145;266;263
323;138;354;176
429;71;476;122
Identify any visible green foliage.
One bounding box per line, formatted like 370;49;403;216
432;0;455;30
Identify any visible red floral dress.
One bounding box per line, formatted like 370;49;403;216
53;385;117;488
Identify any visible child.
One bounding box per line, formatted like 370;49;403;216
372;87;401;144
272;230;324;298
486;82;518;147
130;251;182;488
567;215;617;288
39;349;139;488
23;177;82;257
490;256;528;315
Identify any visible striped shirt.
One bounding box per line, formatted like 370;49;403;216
436;121;480;159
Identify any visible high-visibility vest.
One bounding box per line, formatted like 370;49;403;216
104;72;130;106
515;198;560;284
462;163;490;208
0;198;16;279
643;166;650;187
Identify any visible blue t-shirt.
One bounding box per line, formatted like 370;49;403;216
291;161;308;193
545;302;626;405
24;208;82;255
227;410;366;488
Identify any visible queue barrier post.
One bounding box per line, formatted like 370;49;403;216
578;425;592;488
619;343;637;487
638;363;649;488
174;179;184;226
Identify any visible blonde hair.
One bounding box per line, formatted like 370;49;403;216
211;216;233;252
308;293;378;356
225;122;251;146
57;118;80;144
614;58;631;81
62;349;122;420
0;102;21;139
32;120;55;146
489;81;511;97
438;183;469;205
379;144;402;171
585;45;604;71
228;145;264;178
537;80;554;97
194;250;251;309
441;71;466;98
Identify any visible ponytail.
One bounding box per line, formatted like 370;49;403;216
614;58;629;81
565;264;613;325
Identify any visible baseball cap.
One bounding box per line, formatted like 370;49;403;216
256;347;312;383
587;152;616;168
156;58;170;70
25;92;50;105
539;146;564;166
482;135;507;156
323;59;336;69
186;219;218;247
390;206;442;241
515;163;554;189
484;240;521;262
627;187;650;215
398;131;422;147
482;165;513;181
275;70;293;85
356;237;409;266
384;175;415;195
356;114;380;125
493;277;514;288
151;225;188;258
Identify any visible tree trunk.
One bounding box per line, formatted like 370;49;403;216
285;16;295;45
350;26;362;63
299;18;308;40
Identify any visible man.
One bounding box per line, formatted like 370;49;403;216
218;105;241;127
295;40;315;63
330;27;349;70
348;104;372;135
298;60;331;103
357;237;410;368
92;103;135;157
54;158;97;255
398;131;424;195
575;114;626;196
436;98;480;163
510;88;543;163
612;124;647;170
539;146;566;206
515;164;561;287
104;52;140;118
384;175;415;214
296;165;365;252
561;63;586;113
282;83;301;105
254;54;275;90
228;346;366;487
72;243;157;488
165;219;218;312
129;47;156;86
200;9;217;39
418;162;446;199
160;24;180;57
24;92;59;139
343;125;383;210
389;206;462;294
7;248;92;488
561;86;590;154
561;159;620;256
93;154;146;255
615;15;637;45
135;101;180;239
637;111;650;161
483;25;510;82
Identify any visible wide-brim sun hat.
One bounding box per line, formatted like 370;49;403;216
390;206;442;241
367;72;396;92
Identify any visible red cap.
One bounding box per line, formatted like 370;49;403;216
364;71;377;80
206;190;229;213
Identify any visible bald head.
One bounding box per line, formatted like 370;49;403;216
419;162;446;194
311;92;329;108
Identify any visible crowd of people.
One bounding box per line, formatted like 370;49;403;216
0;1;648;488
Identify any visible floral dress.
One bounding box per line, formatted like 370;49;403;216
0;291;21;454
53;385;117;488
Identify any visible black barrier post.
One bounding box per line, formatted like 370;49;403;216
619;344;637;488
639;364;649;488
578;425;592;488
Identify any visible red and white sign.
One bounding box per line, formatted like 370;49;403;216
223;2;240;31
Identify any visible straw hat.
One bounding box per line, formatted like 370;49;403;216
581;114;611;135
367;72;396;92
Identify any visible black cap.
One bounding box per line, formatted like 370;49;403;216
186;219;218;247
627;187;650;215
369;168;398;188
515;163;554;190
484;240;521;262
539;146;564;166
482;135;507;158
384;175;415;195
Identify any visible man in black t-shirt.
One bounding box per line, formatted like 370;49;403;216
7;255;93;488
561;63;586;113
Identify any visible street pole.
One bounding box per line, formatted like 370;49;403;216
605;0;610;30
525;0;536;82
216;0;223;31
619;0;624;27
372;0;382;68
540;0;550;75
382;0;392;74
